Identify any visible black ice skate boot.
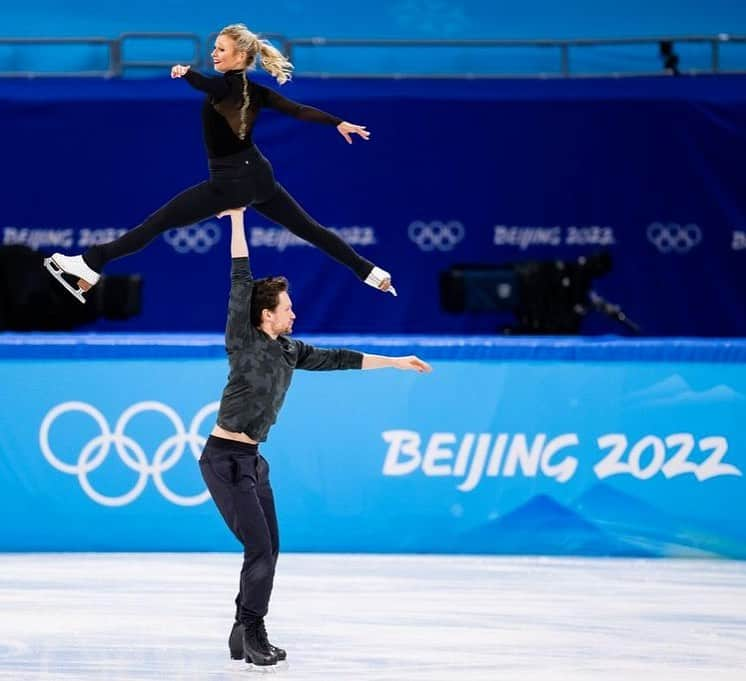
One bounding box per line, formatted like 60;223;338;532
229;620;244;660
257;617;287;662
243;618;279;667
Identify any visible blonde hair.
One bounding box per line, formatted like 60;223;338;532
219;23;293;85
218;23;293;140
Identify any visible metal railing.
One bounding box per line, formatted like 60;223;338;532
0;33;202;77
284;35;746;78
118;33;201;73
0;37;119;78
0;32;744;78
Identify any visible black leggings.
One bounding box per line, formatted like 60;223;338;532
199;436;279;624
83;146;374;280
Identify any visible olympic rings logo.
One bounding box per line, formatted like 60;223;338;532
408;221;465;252
163;222;222;254
39;401;219;507
646;222;702;254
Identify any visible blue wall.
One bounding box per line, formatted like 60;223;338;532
2;75;746;336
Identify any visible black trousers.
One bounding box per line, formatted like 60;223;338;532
83;145;374;280
199;435;279;624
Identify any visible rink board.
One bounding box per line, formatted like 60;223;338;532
1;334;745;557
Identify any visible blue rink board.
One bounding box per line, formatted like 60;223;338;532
1;334;745;557
3;333;746;362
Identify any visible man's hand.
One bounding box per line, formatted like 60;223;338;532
361;353;431;372
336;121;371;144
393;355;432;373
217;207;246;219
171;64;191;78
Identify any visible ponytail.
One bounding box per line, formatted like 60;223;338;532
257;39;293;85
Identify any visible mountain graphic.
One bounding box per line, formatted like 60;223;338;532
624;374;745;407
461;494;654;557
574;483;668;528
571;483;746;559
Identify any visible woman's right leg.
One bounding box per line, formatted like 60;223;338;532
252;182;396;293
83;181;228;272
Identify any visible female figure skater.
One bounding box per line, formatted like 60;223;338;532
45;23;396;303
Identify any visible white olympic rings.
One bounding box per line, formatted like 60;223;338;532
647;222;702;254
163;222;222;254
39;400;219;507
408;220;465;251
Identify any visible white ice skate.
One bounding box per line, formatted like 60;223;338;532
365;266;397;296
43;253;100;304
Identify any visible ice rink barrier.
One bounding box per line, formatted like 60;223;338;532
1;333;745;557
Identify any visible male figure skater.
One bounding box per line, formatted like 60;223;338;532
201;208;431;668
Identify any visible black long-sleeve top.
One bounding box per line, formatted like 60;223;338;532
216;257;363;441
183;69;344;158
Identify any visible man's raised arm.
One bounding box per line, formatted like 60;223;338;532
218;208;254;350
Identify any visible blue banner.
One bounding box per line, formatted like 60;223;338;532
1;76;746;336
1;336;744;557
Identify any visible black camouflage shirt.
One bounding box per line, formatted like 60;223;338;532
216;257;363;441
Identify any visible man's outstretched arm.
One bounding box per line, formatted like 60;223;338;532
361;354;432;373
294;343;431;374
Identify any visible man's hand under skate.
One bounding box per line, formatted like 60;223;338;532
217;207;246;219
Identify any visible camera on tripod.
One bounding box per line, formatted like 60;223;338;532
439;251;640;334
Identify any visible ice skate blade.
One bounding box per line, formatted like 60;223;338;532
245;660;284;673
43;257;87;304
223;660;286;673
232;652;287;667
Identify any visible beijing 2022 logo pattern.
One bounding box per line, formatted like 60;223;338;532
39;401;219;507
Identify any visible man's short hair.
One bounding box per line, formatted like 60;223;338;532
250;276;289;327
